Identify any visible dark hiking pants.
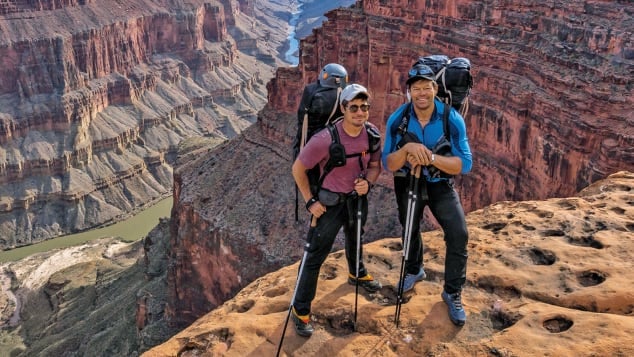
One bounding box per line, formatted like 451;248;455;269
394;175;468;294
293;195;369;316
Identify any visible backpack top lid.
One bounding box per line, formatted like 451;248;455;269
447;57;471;70
416;55;449;75
319;63;348;88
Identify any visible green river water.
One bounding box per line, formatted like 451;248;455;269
0;197;173;263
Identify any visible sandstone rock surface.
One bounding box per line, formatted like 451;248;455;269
145;171;634;356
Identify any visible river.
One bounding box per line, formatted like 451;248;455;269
284;4;300;65
0;197;173;263
0;1;348;264
283;1;357;66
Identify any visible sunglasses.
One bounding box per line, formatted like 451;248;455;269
408;65;435;78
347;104;370;113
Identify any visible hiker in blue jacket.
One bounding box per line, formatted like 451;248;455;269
382;62;473;326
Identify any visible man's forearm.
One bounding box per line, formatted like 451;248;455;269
386;148;408;172
292;160;313;202
366;164;381;184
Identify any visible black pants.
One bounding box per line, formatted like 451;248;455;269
293;195;369;316
394;175;468;294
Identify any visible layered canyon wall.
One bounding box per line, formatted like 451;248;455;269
0;0;287;247
271;0;633;210
167;0;632;327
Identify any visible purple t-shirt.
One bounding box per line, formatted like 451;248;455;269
298;121;381;193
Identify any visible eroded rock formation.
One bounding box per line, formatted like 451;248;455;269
0;0;291;247
148;171;634;356
167;0;633;328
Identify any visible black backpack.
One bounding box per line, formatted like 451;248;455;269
415;55;473;117
293;82;344;221
294;82;343;157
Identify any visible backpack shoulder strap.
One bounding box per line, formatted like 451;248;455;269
325;87;342;126
300;112;309;151
396;102;412;137
442;101;451;141
328;123;340;145
365;122;381;154
299;83;320;151
317;124;341;189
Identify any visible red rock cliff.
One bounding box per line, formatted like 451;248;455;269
269;0;633;210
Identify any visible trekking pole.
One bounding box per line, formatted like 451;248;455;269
394;166;421;327
293;143;301;222
276;216;317;357
353;191;362;331
294;185;299;222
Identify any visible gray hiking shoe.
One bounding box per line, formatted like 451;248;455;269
442;290;466;326
397;267;426;293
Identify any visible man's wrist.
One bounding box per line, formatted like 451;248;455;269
364;178;373;190
305;196;318;211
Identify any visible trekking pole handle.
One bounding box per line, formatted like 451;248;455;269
413;165;421;179
354;173;369;196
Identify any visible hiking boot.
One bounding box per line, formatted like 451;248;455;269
397;267;426;293
441;290;466;326
291;306;314;337
348;273;382;292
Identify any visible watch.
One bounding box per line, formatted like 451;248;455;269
431;154;436;164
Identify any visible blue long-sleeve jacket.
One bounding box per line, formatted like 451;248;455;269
382;99;472;181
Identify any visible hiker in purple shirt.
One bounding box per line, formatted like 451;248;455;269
290;84;382;337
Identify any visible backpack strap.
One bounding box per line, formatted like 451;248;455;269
396;102;412;137
442;101;451;141
397;101;451;141
299;84;319;151
317;124;341;189
365;122;382;154
300;112;309;151
317;122;378;190
325;87;342;126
